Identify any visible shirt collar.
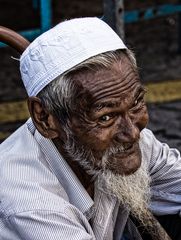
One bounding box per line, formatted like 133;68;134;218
26;118;94;217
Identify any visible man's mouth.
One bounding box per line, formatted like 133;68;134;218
102;142;141;175
109;142;135;156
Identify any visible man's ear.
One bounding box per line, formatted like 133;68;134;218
27;97;60;139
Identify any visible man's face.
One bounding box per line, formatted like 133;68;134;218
67;56;149;176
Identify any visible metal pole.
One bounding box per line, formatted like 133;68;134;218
40;0;52;33
115;0;125;40
103;0;125;40
0;26;30;53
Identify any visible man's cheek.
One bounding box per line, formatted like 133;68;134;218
70;118;113;151
86;129;113;151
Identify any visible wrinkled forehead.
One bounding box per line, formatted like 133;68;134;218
71;55;139;92
68;56;141;111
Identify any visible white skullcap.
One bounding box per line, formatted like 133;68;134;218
20;17;127;96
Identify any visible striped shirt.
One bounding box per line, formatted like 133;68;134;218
0;118;181;239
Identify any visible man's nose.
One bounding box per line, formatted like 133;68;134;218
114;115;140;143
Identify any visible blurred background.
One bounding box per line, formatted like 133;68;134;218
0;0;181;151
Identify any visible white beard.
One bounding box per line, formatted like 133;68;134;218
100;161;151;227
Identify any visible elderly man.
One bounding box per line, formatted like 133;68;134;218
0;17;181;240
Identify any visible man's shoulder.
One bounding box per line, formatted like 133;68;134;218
0;119;36;155
139;128;157;165
0;119;70;219
140;128;155;147
141;128;153;137
140;128;165;152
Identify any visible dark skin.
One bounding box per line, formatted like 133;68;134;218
28;56;149;197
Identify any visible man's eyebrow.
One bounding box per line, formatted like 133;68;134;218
93;101;120;112
92;86;146;112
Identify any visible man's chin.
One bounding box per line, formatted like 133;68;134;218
105;151;142;176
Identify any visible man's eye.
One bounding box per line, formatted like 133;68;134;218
134;96;144;107
134;99;138;106
99;115;111;122
98;113;117;126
